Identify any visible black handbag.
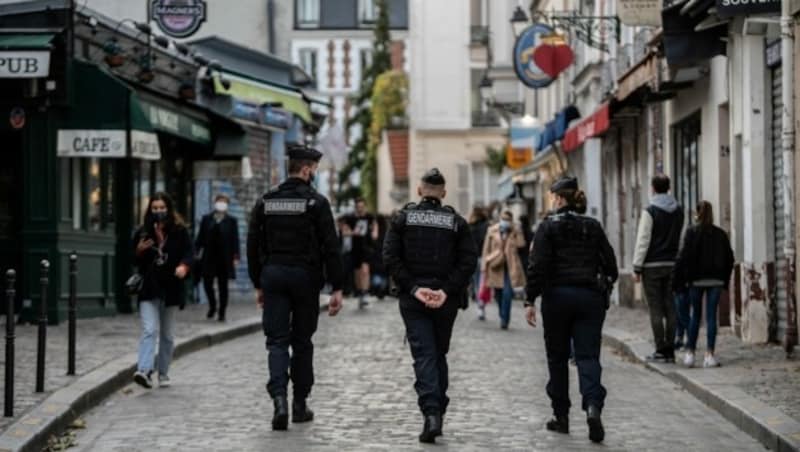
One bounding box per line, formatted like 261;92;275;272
125;273;143;296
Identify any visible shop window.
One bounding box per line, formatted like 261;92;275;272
88;159;102;231
672;112;701;224
359;0;377;26
296;0;320;28
65;158;113;232
71;160;82;230
457;162;471;214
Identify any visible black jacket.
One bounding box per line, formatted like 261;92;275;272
133;224;194;307
246;177;343;291
673;225;735;290
195;213;240;278
526;207;618;302
469;219;489;256
383;197;478;309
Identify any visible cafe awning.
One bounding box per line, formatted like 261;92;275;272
213;73;312;123
562;103;610;153
0;33;55;49
56;60;160;160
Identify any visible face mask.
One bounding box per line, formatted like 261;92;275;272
214;201;228;213
152;211;168;223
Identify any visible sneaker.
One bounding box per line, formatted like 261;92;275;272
683;352;695;368
703;354;720;368
646;351;668;362
158;374;171;388
477;305;485;321
358;297;368;309
133;371;153;389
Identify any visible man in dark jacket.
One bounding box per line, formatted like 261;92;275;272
195;194;240;322
246;144;344;431
383;168;478;444
632;175;684;362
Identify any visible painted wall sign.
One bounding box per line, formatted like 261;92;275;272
9;107;25;129
513;24;557;89
151;0;207;38
617;0;662;26
0;51;49;78
57;130;126;158
231;100;261;123
716;0;780;17
263;107;291;129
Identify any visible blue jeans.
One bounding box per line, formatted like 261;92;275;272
472;260;482;304
137;299;177;376
494;271;513;327
687;287;722;352
674;291;690;345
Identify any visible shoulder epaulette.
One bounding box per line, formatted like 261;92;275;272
441;205;456;213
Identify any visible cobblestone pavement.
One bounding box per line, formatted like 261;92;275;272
605;304;800;423
0;298;261;433
71;299;761;452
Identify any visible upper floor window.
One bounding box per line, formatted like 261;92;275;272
359;0;378;26
360;48;373;72
298;48;318;81
296;0;320;28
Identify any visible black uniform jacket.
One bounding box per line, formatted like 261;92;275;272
383;197;478;309
246;177;344;291
526;206;618;303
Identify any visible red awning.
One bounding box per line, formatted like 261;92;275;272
562;102;610;153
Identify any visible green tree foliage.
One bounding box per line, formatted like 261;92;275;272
337;0;392;210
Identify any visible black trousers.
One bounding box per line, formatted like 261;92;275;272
203;264;229;316
261;264;320;400
541;286;607;417
399;297;458;416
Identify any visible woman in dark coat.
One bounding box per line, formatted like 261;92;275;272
195;194;240;321
673;201;734;368
132;192;193;389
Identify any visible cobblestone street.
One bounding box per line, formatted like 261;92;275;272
70;299;763;451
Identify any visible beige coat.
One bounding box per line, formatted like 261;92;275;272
481;223;527;289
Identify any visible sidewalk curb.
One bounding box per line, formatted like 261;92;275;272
0;318;262;452
603;326;800;452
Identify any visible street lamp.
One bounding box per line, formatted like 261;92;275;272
510;6;530;37
479;73;494;102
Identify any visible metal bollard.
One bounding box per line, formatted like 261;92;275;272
35;260;49;393
67;253;77;376
5;269;16;417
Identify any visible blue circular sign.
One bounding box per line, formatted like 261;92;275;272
513;23;556;89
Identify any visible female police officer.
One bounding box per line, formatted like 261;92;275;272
525;176;618;444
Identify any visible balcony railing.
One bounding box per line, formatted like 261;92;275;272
472;110;501;127
470;26;489;45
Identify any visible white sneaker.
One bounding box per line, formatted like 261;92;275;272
476;305;485;321
683;352;695;368
133;371;153;389
158;374;171;388
703;355;720;368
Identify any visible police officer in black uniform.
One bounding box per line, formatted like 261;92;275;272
525;176;618;444
246;144;344;431
383;168;477;444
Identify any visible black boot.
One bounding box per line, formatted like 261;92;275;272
206;307;216;319
419;413;442;444
546;415;569;434
586;405;605;443
272;395;289;431
292;399;314;423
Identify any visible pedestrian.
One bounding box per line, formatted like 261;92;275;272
336;216;355;296
525;176;618;444
131;192;194;389
481;210;527;329
632;174;684;363
246;144;344;431
383;168;477;444
195;194;240;322
342;197;379;308
518;214;534;271
369;214;390;299
673;201;734;368
468;205;490;320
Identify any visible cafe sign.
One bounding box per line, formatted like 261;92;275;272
57;130;127;158
0;51;49;78
151;0;207;38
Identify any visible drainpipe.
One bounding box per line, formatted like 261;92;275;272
267;0;276;54
781;1;797;355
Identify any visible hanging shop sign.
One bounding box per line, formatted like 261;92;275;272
9;107;25;129
562;103;610;152
532;34;575;79
514;23;562;89
716;0;780;17
0;51;50;78
617;0;662;26
130;130;162;160
151;0;207;38
57;130;127;158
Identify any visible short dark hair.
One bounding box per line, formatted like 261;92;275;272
355;197;366;205
288;158;315;174
652;174;670;194
214;194;229;203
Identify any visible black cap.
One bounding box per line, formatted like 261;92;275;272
421;168;446;186
550;176;578;193
287;144;323;162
